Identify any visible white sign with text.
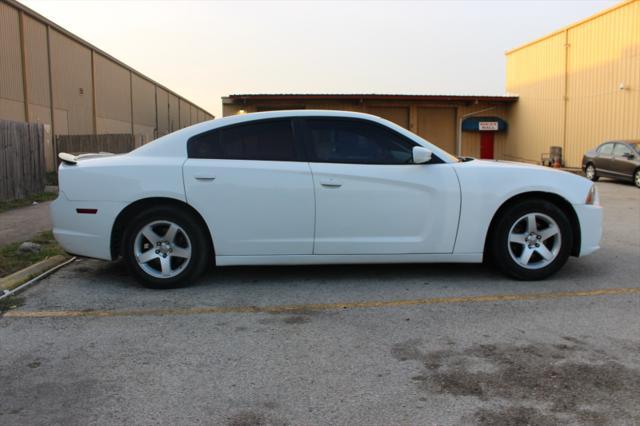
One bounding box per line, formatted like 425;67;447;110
479;121;499;131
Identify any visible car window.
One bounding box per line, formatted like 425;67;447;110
305;119;416;164
598;143;614;155
188;119;296;161
612;143;633;157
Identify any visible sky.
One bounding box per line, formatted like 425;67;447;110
22;0;618;117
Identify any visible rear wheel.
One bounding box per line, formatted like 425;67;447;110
585;163;599;181
122;206;209;289
490;199;573;280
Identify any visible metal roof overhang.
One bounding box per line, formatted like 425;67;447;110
223;94;519;104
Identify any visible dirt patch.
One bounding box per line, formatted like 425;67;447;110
472;406;560;426
282;315;311;325
259;315;312;325
227;410;287;426
228;411;266;426
392;339;640;424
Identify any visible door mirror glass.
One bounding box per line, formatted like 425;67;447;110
412;146;432;164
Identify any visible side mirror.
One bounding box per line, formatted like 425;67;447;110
412;146;432;164
623;152;635;160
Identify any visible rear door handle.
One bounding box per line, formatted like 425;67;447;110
320;179;342;188
194;176;216;181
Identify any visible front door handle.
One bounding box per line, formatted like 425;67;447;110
194;176;216;181
320;179;342;188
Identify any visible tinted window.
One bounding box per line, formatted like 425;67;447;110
598;143;614;155
305;119;415;164
613;143;632;157
188;119;296;161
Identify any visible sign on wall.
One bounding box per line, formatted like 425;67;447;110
479;121;499;131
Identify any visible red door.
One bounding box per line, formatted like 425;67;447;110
480;132;494;159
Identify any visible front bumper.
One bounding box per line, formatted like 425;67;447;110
573;203;603;257
50;192;126;261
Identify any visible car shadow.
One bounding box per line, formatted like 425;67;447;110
73;254;613;296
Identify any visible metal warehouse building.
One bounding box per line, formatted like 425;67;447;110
0;0;213;143
506;0;639;168
223;0;639;169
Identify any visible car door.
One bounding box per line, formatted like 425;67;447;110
302;117;460;255
595;143;615;176
183;118;315;256
611;143;636;179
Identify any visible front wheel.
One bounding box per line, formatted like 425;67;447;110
634;169;640;188
122;206;209;289
585;163;599;181
490;199;573;280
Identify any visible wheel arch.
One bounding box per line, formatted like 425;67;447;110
110;197;215;261
483;191;581;258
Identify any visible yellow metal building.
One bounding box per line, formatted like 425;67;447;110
505;0;640;168
0;0;214;143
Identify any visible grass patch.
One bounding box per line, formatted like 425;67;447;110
0;296;25;314
0;192;57;214
0;231;68;279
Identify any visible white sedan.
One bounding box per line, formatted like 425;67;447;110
51;110;602;288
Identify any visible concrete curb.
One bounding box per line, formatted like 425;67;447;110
0;255;69;292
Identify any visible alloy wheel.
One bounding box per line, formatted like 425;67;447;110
507;212;562;270
586;164;595;180
134;220;192;278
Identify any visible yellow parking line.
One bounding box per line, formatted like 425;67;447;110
3;287;639;319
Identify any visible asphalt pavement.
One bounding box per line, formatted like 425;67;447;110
1;180;639;425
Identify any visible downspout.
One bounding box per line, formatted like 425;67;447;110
457;106;497;157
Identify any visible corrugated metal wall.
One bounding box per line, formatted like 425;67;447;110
179;99;190;128
131;74;156;142
50;29;94;135
155;87;169;136
0;2;25;122
169;94;179;132
0;0;212;145
23;15;51;125
506;0;639;168
94;53;131;134
565;0;640;166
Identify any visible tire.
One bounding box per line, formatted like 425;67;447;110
122;205;210;289
585;163;599;181
490;199;573;280
634;169;640;188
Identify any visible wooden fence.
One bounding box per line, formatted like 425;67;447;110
0;120;46;202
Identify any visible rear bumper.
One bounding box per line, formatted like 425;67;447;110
50;192;125;261
573;203;603;257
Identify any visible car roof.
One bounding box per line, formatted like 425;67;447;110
207;109;391;127
603;140;640;144
130;110;457;162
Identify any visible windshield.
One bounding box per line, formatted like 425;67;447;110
630;143;640;153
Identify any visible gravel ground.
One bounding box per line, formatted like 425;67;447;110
1;180;638;425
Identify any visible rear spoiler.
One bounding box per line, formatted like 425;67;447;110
58;152;114;165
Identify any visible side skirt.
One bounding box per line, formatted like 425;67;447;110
215;253;483;267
